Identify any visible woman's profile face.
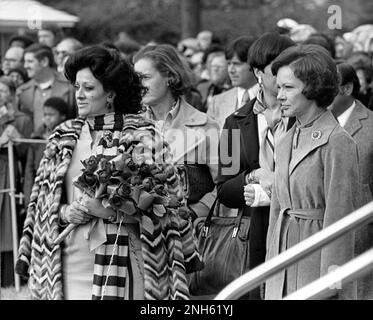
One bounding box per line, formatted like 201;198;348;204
0;82;12;107
134;58;170;107
74;67;110;117
276;65;314;118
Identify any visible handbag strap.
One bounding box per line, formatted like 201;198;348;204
201;199;245;239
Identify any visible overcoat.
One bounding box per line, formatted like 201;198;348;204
161;97;220;216
265;111;359;300
343;100;373;300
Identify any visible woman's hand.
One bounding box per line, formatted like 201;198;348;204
244;184;255;206
64;200;92;224
80;193;116;220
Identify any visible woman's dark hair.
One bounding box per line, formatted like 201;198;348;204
226;36;257;62
272;44;339;109
64;45;144;115
133;44;192;99
248;32;295;71
336;62;361;99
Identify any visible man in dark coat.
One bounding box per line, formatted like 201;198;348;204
217;32;295;300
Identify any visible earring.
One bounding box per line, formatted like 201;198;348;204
258;76;263;86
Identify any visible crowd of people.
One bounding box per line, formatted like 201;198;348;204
0;19;372;300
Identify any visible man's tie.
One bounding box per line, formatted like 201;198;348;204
240;89;249;108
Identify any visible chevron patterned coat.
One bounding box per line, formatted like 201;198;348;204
16;115;202;300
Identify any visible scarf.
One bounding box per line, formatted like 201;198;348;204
16;113;202;300
253;87;288;170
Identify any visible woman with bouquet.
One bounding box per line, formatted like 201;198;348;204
16;45;201;300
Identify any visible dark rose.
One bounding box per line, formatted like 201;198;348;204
79;172;98;187
117;182;132;198
153;173;167;184
126;159;138;171
154;184;167;196
149;164;161;175
138;164;151;179
142;177;154;192
99;158;109;170
121;171;133;181
81;155;99;173
109;194;123;208
97;169;111;184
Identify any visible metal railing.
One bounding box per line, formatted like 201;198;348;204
284;247;373;300
0;138;47;292
2;137;373;298
214;201;373;300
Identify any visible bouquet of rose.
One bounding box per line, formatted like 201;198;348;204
53;150;183;244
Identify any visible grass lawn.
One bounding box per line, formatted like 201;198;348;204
0;286;31;300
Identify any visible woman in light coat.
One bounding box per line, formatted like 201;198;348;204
265;45;359;300
133;44;220;220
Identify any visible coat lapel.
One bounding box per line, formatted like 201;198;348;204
234;102;260;169
289;111;336;176
343;100;368;137
166;99;208;164
275;126;294;208
20;81;36;115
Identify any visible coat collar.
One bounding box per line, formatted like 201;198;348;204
19;70;69;91
277;110;338;176
168;97;208;128
343;100;369;136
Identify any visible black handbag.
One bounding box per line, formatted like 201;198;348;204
189;199;251;296
178;164;215;204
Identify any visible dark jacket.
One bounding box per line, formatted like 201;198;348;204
217;98;294;299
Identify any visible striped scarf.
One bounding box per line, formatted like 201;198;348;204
16;113;202;300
